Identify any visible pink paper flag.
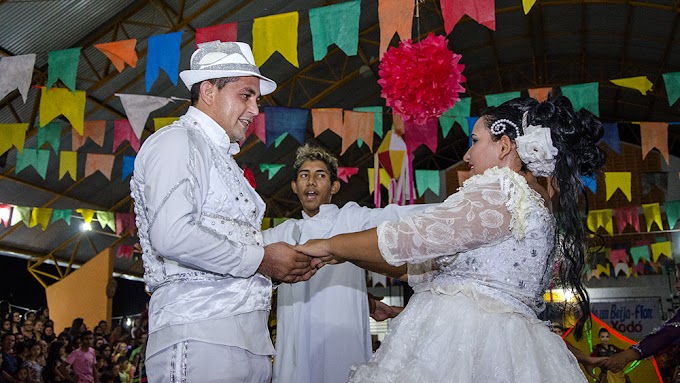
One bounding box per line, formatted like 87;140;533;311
613;206;640;233
72;120;106;151
116;245;134;260
441;0;496;34
116;213;136;236
632;260;645;276
242;113;266;144
0;204;11;227
85;153;115;180
337;167;359;183
196;23;238;46
609;249;628;265
113;119;141;152
403;118;438;154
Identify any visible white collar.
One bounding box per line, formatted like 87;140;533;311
186;106;241;155
301;204;339;220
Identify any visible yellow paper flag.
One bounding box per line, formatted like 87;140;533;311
595;263;611;278
604;172;631;201
367;168;391;194
0;123;28;155
40;88;86;134
587;209;614;236
252;12;299;67
642;203;663;232
610;76;654;95
60;151;77;180
522;0;537;14
153;117;180;131
651;241;672;261
76;208;95;224
30;208;53;231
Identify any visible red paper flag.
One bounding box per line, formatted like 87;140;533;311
115;213;136;236
441;0;496;34
196;22;238;46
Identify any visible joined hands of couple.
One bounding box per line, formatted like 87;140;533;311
257;240;341;284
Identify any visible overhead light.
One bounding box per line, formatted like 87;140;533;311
80;222;92;231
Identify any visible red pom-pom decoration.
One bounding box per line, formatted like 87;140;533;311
378;33;466;125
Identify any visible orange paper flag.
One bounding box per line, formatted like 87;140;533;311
378;0;414;59
84;153;115;180
639;122;669;164
528;87;551;102
342;110;374;154
94;39;138;72
311;108;344;137
72;120;106;151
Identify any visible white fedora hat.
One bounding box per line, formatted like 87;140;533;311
179;41;277;95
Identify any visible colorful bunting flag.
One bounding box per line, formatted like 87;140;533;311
116;213;136;236
415;169;440;197
0;123;28;155
30;208;52;230
600;123;621;153
665;200;680;230
243;113;265;144
610;76;653;95
440;0;496;34
651;241;672;262
84;153;115;180
252;12;299;67
196;23;238;46
76;208;95;225
609;249;628;265
587;209;613;235
613;206;640;233
93;39;138;72
39;88;86;134
264;106;308;146
146;31;182;91
309;0;361;61
37;122;62;153
0;54;36;103
312;108;344;137
16;149;50;179
353;106;384;138
11;206;30;226
342;110;374;154
403;119;438;154
113;119;141;152
561;82;599;116
378;0;414;58
582;174;597;194
337;167;359;183
0;205;11;227
96;211;116;231
153;117;180;132
439;97;471;137
122;156;135;180
485;91;520;107
367;168;392;194
522;0;537;14
642;203;663;232
604;172;631;202
259;164;285;180
662;72;680;106
59;151;77;180
72;120;106;151
613;262;630;278
46;47;81;92
641;172;667;196
117;245;134;260
639;122;669;164
51;209;72;225
528;87;550;102
116;94;175;138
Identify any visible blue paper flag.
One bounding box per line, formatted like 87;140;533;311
264;106;309;147
466;117;479;147
600;123;621;153
146;32;182;92
582;174;597;194
122;155;135;179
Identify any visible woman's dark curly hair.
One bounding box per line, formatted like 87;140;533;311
482;90;606;339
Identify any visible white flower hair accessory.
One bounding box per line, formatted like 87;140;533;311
514;111;559;177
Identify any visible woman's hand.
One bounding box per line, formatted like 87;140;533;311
295;239;344;268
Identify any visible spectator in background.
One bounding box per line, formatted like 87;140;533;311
22;341;43;383
37;340;47;368
97;345;113;370
590;328;629;383
42;340;72;383
65;331;96;383
23;313;35;325
96;323;108;341
20;321;36;343
41;328;54;345
10;312;22;335
13;366;30;383
33;322;43;343
1;333;18;381
35;309;48;325
67;319;85;346
2;319;11;335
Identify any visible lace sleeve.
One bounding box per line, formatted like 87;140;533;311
377;173;515;266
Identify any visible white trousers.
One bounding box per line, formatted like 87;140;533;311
146;340;272;383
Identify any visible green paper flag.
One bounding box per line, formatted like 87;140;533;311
274;133;288;148
38;122;62;153
353;106;383;138
260;163;285;180
16;149;50;179
440;97;471;137
665;200;680;229
10;206;31;226
309;0;361;61
485;92;520;107
47;47;81;92
662;72;680;106
630;245;650;264
51;209;72;225
272;217;289;227
561;82;599;116
415;169;440;197
96;211;116;231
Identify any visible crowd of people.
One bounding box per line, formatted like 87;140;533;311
0;303;148;383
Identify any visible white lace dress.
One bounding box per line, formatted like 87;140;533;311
349;167;587;382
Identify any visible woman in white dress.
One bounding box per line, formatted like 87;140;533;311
297;93;605;382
